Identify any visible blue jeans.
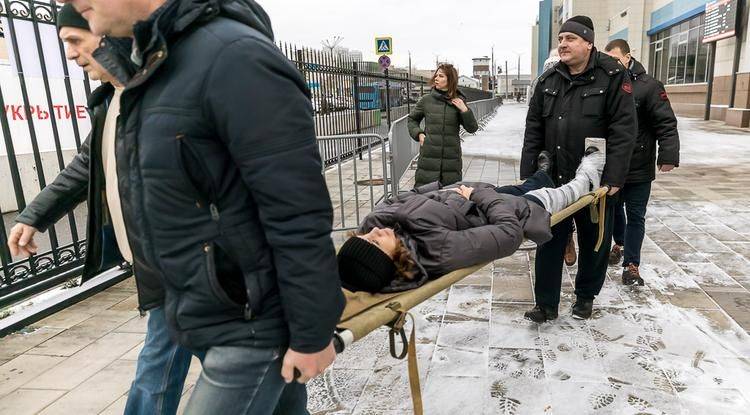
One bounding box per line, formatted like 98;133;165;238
124;307;195;415
495;170;555;207
613;181;652;266
183;345;309;415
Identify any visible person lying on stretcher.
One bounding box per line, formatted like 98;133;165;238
337;138;606;294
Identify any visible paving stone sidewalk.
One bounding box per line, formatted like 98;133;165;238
2;103;750;414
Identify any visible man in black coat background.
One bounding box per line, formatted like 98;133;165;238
521;15;637;322
604;39;680;286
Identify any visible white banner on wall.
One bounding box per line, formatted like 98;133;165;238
0;19;97;157
2;17;84;80
0;62;94;156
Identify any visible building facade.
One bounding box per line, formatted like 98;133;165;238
458;75;482;89
473;57;492;91
532;0;750;127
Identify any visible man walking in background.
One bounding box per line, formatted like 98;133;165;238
605;39;680;286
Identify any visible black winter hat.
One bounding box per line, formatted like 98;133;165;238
56;4;90;32
338;236;396;293
559;15;595;44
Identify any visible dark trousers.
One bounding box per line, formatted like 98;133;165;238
534;195;615;308
613;181;652;266
495;170;554;207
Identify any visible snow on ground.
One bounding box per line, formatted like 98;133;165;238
307;102;750;415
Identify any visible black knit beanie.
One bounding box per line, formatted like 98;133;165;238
338;237;397;293
57;4;90;32
559;15;595;44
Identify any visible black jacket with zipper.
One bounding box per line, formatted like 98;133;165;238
624;59;680;183
521;49;637;188
95;0;344;353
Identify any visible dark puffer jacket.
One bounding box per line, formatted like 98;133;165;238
357;181;552;291
96;0;344;353
625;59;680;183
408;89;479;187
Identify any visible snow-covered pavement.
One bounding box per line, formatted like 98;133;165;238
308;102;750;414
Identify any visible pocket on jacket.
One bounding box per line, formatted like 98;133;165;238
542;88;558;117
203;242;245;309
581;87;606;116
175;134;216;203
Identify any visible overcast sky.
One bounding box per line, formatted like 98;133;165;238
258;0;540;76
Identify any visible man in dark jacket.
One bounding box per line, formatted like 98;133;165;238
60;0;345;411
604;39;680;286
521;15;636;322
8;6;195;414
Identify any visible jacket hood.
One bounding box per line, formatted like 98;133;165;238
174;0;273;40
629;58;647;79
132;0;274;62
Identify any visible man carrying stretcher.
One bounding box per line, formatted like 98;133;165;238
337;139;606;294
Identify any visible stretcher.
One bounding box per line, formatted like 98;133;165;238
331;186;610;415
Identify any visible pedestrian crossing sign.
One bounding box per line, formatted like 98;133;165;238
375;37;393;55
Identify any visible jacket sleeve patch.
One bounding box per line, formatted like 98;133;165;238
659;90;669;101
622;82;632;94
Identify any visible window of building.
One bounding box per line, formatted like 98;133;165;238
648;13;709;85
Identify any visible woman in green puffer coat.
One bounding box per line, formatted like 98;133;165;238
408;63;479;187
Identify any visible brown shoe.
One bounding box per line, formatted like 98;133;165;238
564;234;577;266
622;263;644;286
608;244;623;266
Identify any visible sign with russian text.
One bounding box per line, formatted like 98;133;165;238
703;0;738;43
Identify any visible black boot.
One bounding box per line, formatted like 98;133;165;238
571;297;594;320
524;304;558;323
537;151;553;174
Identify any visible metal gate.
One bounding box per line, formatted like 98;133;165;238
1;0;95;308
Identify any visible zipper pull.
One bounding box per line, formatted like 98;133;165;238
244;303;254;320
209;203;220;221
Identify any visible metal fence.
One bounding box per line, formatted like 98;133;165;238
1;0;95;308
279;43;492;167
318;134;390;232
322;97;503;233
0;0;494;310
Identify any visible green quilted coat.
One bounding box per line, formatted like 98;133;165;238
408;88;479;187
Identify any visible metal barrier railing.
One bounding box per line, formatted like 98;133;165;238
388;97;502;194
318;134;390;231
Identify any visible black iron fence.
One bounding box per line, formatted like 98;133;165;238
0;0;493;309
1;0;94;309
